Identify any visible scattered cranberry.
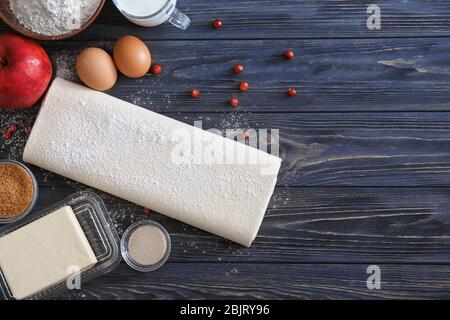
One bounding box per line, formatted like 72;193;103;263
7;123;17;133
3;130;13;140
239;81;249;91
152;64;162;74
287;87;297;97
230;97;239;107
24;125;32;135
213;19;223;29
3;123;17;140
191;88;200;98
284;50;295;59
233;64;244;74
143;208;151;215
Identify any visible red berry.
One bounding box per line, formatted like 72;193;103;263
230;97;239;107
233;64;244;74
3;130;12;139
284;50;295;59
143;208;151;215
191;88;200;98
24;125;32;135
213;19;223;29
3;131;12;140
152;64;162;74
6;123;17;133
239;81;249;91
287;87;297;97
3;123;17;140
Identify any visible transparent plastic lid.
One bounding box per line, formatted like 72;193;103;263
0;191;121;300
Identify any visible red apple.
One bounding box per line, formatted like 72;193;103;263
0;33;52;109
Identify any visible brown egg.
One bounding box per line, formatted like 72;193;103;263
76;48;117;91
113;35;151;78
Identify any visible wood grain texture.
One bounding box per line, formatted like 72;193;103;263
24;186;450;264
86;38;450;112
3;1;450;40
58;263;450;300
5;112;450;187
4;38;450;112
2;0;450;300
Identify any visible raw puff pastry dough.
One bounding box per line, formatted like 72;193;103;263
23;78;282;246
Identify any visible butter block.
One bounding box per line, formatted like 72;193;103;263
0;206;97;299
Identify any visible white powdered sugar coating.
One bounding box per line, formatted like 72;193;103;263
9;0;101;36
23;78;281;246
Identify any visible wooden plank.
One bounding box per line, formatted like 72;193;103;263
5;112;450;187
24;186;450;264
6;37;450;113
3;1;450;40
58;263;450;299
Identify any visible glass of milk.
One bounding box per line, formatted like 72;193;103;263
113;0;191;30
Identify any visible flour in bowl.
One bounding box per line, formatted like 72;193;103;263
9;0;102;36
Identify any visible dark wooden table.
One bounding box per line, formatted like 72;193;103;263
3;0;450;299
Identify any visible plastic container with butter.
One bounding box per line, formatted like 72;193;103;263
0;191;121;300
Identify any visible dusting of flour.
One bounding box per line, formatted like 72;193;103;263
9;0;101;36
23;78;281;246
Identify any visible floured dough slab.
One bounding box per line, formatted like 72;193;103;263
23;78;282;246
0;206;97;300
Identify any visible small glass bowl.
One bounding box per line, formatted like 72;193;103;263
121;220;171;272
0;160;39;224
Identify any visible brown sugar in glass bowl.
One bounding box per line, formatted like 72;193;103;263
0;160;38;224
